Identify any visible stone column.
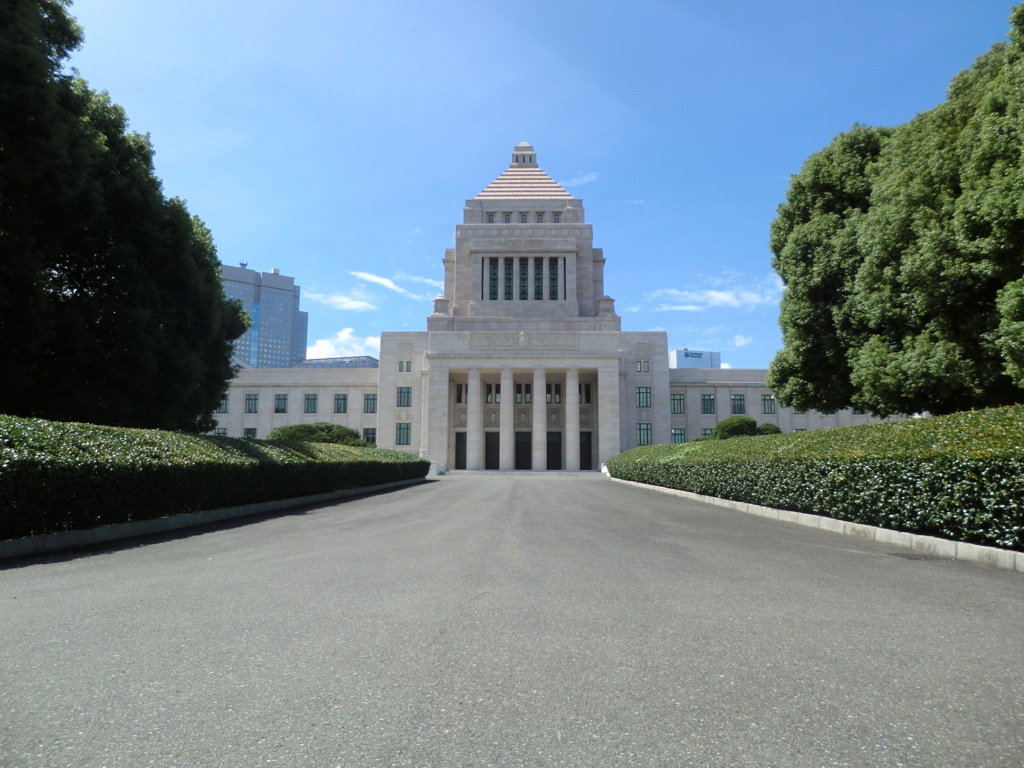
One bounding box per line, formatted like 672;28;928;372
500;367;514;470
466;367;483;470
424;362;450;471
565;367;580;471
532;367;546;470
597;363;621;468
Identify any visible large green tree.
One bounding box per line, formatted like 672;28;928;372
769;4;1024;416
0;0;247;431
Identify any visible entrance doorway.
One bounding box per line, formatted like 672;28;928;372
547;431;562;470
580;431;592;470
454;432;466;469
484;432;500;470
514;432;531;469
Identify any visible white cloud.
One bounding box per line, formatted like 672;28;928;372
648;275;782;313
733;334;753;348
305;290;377;311
307;328;381;359
350;271;434;301
559;171;599;188
396;272;445;290
720;362;733;369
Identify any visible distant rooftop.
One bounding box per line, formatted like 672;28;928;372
475;143;574;200
297;356;380;369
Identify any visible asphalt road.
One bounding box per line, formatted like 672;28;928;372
1;473;1022;768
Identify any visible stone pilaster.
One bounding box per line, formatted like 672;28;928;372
565;367;580;471
532;367;547;470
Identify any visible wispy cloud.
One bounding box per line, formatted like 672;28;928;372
559;171;599;188
350;271;434;301
305;290;377;311
648;274;782;313
733;334;753;348
396;272;444;290
307;328;381;359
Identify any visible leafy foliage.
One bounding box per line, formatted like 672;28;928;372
769;5;1024;416
709;415;758;439
0;0;247;432
267;422;367;446
756;423;782;435
605;405;1024;551
0;415;429;541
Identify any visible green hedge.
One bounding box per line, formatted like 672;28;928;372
605;406;1024;551
0;415;429;541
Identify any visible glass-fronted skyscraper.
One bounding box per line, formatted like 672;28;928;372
221;264;308;368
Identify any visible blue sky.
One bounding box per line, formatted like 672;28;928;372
67;0;1019;368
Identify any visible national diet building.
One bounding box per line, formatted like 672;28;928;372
214;143;889;469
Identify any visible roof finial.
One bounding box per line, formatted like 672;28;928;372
511;142;538;168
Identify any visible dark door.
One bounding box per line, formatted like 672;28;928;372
580;431;592;470
547;431;562;470
454;432;466;470
515;432;531;470
484;432;500;470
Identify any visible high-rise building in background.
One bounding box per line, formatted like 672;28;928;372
669;349;721;369
220;264;308;368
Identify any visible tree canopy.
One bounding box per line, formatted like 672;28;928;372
266;423;368;446
0;0;248;432
768;4;1024;417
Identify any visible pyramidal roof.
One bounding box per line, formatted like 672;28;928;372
474;142;574;200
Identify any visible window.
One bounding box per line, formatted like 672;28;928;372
243;428;257;439
701;428;713;439
635;360;650;373
762;394;776;415
671;394;685;414
852;406;866;415
519;257;529;300
398;361;405;372
488;257;499;300
580;383;592;404
731;394;745;415
396;423;411;445
245;394;258;414
503;213;511;224
520;213;528;223
701;394;715;414
215;397;229;414
397;386;412;408
487;213;494;223
794;428;806;432
455;383;464;404
546;383;561;404
485;383;500;403
536;213;544;223
793;407;807;415
406;360;412;371
334;394;348;413
214;428;227;437
671;428;685;444
363;428;376;444
548;259;559;300
553;212;560;223
516;383;531;403
636;387;651;408
274;394;288;414
534;257;543;299
504;258;514;300
636;423;653;446
364;394;377;413
304;394;318;414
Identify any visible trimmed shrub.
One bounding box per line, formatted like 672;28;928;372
267;422;367;446
605;406;1024;551
0;415;429;541
710;415;758;439
757;423;782;435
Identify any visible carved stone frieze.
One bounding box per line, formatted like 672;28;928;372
470;331;579;350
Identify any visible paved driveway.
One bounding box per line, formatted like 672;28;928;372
1;473;1022;767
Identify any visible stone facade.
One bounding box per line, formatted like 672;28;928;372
213;143;895;469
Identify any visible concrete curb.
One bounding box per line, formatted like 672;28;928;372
607;476;1024;574
0;477;428;561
